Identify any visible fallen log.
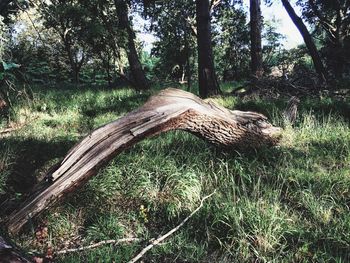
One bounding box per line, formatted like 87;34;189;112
0;235;32;262
5;88;282;234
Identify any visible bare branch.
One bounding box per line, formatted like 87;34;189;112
128;191;216;263
185;16;197;37
308;0;337;41
55;238;140;255
16;2;46;44
210;0;221;12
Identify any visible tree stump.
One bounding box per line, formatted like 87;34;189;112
5;88;282;234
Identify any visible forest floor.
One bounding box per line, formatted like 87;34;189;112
0;83;349;262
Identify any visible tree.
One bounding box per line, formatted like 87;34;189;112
115;0;150;90
195;0;220;98
262;18;285;70
142;0;196;88
299;0;350;78
78;0;124;86
39;0;89;84
212;0;250;81
250;0;264;78
281;0;327;82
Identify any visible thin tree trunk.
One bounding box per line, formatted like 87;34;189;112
184;26;192;92
6;88;281;234
195;0;220;98
102;52;112;87
250;0;264;79
115;0;149;90
63;38;81;84
282;0;327;83
308;0;345;77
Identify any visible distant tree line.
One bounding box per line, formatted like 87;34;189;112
0;0;349;98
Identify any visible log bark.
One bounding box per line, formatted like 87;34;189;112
5;88;281;234
0;235;32;262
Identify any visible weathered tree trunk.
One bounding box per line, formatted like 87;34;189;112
115;0;150;90
184;25;192;92
250;0;264;79
0;235;31;262
5;88;281;234
282;0;327;83
195;0;220;98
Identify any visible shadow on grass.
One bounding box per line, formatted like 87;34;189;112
81;93;149;118
302;98;350;121
0;137;76;216
76;93;149;133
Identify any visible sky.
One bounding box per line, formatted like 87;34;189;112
242;0;304;49
135;0;305;52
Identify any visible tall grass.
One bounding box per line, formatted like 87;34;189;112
0;84;349;262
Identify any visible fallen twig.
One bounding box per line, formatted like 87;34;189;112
128;191;216;263
0;126;21;134
55;237;140;255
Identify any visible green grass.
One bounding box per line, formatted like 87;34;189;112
0;84;349;262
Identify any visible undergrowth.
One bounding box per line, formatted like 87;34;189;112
0;83;349;262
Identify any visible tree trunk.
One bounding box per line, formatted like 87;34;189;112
0;235;31;262
250;0;264;79
281;0;327;83
184;26;192;92
73;68;79;84
62;38;81;85
308;0;346;78
195;0;220;98
5;88;281;234
115;0;149;90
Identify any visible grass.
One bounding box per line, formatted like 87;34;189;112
0;83;349;262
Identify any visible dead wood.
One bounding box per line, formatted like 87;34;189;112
128;191;215;263
5;88;281;234
283;96;300;124
55;238;140;255
0;235;32;262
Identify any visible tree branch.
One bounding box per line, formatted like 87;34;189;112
308;0;337;41
55;238;140;255
128;191;216;263
210;0;221;12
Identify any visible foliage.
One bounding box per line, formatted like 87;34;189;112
0;15;7;61
144;0;196;82
297;0;350;78
262;18;285;71
0;15;22;113
212;1;250;81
